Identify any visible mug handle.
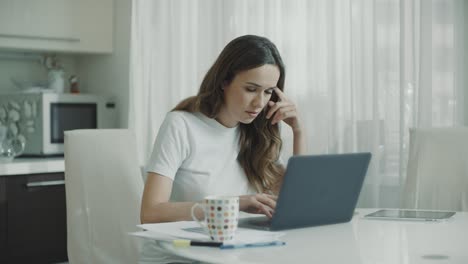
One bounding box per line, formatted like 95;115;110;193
191;203;207;228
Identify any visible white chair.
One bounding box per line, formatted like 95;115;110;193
401;127;468;211
64;129;143;264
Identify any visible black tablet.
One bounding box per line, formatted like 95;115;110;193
364;209;456;221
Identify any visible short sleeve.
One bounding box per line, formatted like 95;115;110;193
145;112;189;180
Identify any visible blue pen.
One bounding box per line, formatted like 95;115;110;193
220;240;286;250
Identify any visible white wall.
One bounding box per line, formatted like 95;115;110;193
76;0;131;128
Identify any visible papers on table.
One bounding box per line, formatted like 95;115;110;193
130;221;285;247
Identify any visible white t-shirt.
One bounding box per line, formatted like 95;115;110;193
146;111;256;202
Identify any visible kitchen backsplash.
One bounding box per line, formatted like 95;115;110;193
0;52;78;93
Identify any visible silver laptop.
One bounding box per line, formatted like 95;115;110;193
239;152;372;231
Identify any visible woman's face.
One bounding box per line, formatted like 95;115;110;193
217;64;280;127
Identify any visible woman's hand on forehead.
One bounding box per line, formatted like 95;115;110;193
266;88;301;131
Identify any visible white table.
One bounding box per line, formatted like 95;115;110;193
154;209;468;264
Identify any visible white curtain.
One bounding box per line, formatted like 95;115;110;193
129;0;467;208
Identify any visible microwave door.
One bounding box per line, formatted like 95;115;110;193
43;103;97;154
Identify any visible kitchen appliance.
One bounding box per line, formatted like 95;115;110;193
0;93;116;156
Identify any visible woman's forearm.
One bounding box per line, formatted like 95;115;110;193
141;173;206;224
141;201;203;224
293;128;307;155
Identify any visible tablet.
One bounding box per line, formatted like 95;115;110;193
364;209;456;221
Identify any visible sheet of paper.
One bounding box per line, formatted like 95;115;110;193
136;221;285;245
129;230;174;241
138;221;208;240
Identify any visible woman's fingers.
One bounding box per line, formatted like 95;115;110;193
253;200;274;218
264;194;278;201
266;88;296;123
271;105;296;124
239;194;278;218
266;87;301;130
266;101;291;119
254;194;277;218
273;87;287;101
256;193;277;210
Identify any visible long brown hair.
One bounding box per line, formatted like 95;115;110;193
173;35;286;193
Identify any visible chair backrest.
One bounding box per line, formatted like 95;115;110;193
402;127;468;211
64;129;143;264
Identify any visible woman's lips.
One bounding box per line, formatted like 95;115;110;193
246;111;259;117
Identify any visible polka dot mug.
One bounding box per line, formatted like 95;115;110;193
191;195;239;242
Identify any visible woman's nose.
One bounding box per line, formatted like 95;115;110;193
252;93;266;108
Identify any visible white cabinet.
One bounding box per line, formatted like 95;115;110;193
0;0;113;53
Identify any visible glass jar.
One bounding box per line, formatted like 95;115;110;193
48;69;65;93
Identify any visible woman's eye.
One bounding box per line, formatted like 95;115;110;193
245;87;256;92
265;89;273;95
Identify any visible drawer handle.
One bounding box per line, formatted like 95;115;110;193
26;180;65;188
0;33;80;42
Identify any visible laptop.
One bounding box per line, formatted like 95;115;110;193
239;152;372;231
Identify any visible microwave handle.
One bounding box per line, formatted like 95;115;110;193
26;180;65;188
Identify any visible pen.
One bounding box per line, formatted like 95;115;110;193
173;239;222;248
220;240;286;250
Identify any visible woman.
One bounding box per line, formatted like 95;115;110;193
140;35;306;225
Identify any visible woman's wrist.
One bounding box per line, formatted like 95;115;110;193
290;116;303;134
292;122;304;134
238;195;247;211
292;127;303;135
292;121;307;155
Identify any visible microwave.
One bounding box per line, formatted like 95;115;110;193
0;93;116;156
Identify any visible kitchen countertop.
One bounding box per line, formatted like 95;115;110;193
0;157;65;176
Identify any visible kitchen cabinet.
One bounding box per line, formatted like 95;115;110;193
0;173;67;264
0;0;113;53
0;178;6;264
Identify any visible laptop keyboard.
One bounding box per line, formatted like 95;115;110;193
247;217;271;227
